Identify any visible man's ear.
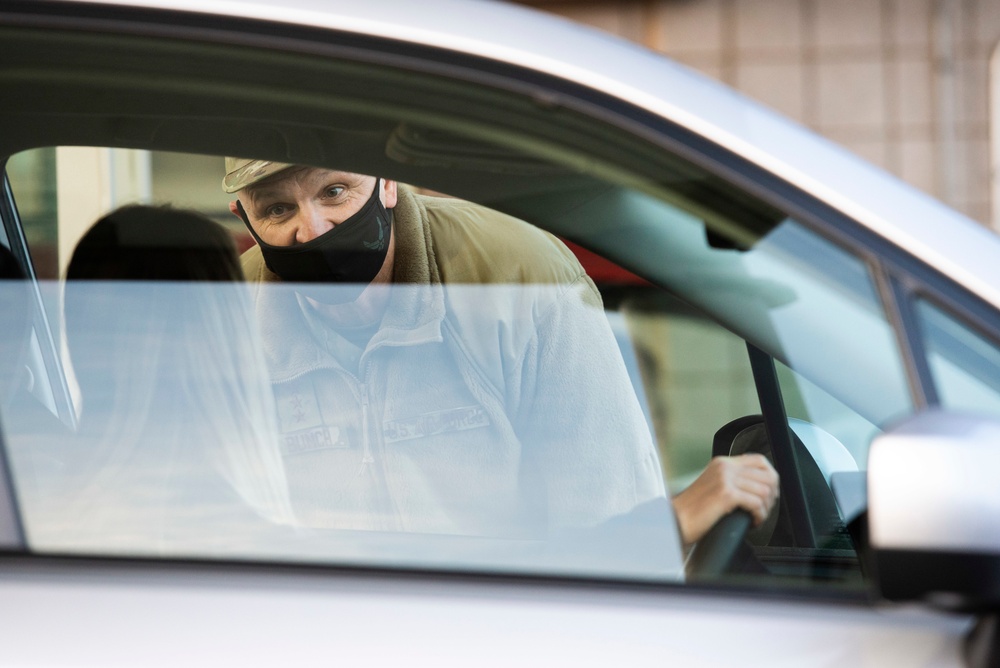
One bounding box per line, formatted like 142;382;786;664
228;200;243;220
382;180;398;209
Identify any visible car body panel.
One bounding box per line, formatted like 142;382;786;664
0;1;995;665
0;558;973;667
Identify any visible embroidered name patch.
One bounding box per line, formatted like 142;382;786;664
383;406;490;444
281;426;349;455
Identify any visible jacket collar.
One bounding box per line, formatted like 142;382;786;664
246;186;446;383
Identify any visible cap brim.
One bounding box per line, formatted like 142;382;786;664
222;160;295;193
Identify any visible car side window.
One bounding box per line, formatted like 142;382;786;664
2;148;692;579
0;141;909;595
915;298;1000;415
776;360;880;471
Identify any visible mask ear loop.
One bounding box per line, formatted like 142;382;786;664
235;201;266;245
235;200;284;277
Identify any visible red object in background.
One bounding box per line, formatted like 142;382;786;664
561;239;650;287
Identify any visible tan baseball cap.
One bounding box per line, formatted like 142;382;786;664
222;157;295;193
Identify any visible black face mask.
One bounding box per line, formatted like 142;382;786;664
237;180;392;303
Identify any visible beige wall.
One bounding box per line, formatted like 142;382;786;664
518;0;1000;229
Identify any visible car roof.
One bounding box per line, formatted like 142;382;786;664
36;0;1000;307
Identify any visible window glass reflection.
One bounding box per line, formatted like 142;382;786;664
917;299;1000;416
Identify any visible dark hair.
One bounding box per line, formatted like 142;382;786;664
66;204;243;283
64;204;246;412
56;205;294;535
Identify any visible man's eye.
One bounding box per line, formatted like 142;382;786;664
324;186;344;199
265;204;289;218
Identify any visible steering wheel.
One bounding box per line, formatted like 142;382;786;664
685;509;752;579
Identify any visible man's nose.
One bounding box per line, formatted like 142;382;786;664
295;203;335;243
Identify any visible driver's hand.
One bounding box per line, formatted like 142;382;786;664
671;454;779;545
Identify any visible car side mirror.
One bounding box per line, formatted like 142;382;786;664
868;411;1000;612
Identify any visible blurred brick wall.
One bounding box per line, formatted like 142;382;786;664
515;0;1000;229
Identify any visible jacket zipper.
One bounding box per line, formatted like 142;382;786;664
355;363;377;477
360;381;374;465
356;361;401;530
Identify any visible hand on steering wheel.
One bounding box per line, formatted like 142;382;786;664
671;454;779;577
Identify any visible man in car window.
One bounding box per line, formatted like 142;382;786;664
224;159;778;545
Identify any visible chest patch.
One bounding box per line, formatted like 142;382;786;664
276;377;324;433
275;376;350;455
383;406;491;444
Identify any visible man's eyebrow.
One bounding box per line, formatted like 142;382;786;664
247;187;281;201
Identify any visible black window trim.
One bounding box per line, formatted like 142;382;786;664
747;343;817;549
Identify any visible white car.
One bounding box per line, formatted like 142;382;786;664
0;0;997;665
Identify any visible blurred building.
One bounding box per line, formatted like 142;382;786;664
516;0;1000;230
